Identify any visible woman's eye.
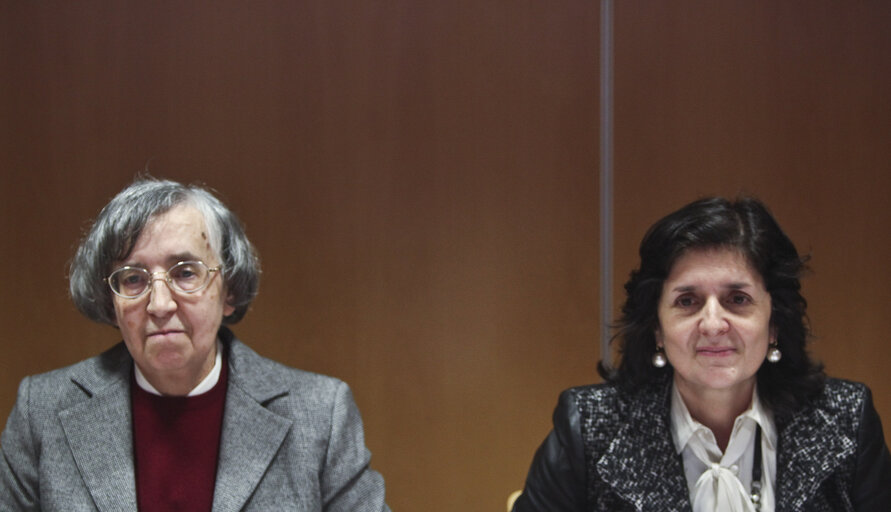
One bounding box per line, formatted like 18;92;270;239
676;296;696;307
123;274;145;286
728;293;751;305
171;266;198;280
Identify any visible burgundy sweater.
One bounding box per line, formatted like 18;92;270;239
131;359;227;512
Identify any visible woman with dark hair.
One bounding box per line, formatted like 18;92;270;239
0;177;390;511
512;197;890;511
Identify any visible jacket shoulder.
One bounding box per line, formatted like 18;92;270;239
809;378;871;423
228;339;343;386
14;343;130;410
565;380;662;423
821;377;869;402
225;337;351;416
559;382;630;453
562;383;623;417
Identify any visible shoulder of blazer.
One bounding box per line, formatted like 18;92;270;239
778;377;867;447
570;376;671;433
774;378;869;509
221;327;347;408
23;342;132;409
569;376;689;510
570;376;674;462
819;378;869;414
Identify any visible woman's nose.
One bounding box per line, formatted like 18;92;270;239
698;297;729;336
146;277;178;315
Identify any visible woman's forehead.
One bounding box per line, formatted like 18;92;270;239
121;205;214;265
667;247;762;284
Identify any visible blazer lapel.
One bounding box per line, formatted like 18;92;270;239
58;346;137;511
212;339;293;512
775;406;854;511
53;336;293;512
596;383;691;511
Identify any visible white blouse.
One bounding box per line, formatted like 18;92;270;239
670;383;777;512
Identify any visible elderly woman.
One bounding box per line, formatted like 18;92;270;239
513;197;891;511
0;178;389;511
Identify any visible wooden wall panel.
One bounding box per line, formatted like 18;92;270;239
2;2;888;509
0;2;598;510
614;1;891;442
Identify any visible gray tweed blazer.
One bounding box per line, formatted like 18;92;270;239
0;328;389;511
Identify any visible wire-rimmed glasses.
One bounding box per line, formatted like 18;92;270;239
106;260;222;299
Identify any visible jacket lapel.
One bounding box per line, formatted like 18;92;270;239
58;345;138;511
775;405;854;511
54;336;294;511
211;338;293;512
595;378;856;511
596;382;691;511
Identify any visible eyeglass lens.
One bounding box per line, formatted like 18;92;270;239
109;261;211;297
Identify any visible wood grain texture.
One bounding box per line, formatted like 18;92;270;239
1;2;888;509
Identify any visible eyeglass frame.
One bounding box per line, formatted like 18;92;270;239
105;260;223;299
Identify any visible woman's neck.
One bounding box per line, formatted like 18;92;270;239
675;378;755;452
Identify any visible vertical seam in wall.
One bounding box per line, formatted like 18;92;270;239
599;0;614;370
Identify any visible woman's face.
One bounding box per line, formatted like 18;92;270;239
111;204;234;395
655;248;773;402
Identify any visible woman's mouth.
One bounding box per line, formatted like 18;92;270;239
696;347;736;357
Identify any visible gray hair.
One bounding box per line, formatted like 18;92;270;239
69;177;260;325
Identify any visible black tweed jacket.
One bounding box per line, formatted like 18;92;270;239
513;376;891;511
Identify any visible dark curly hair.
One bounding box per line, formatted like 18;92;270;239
599;196;824;417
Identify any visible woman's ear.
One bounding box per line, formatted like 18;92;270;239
224;293;236;317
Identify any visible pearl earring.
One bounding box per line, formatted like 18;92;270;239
652;347;667;368
767;344;782;363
